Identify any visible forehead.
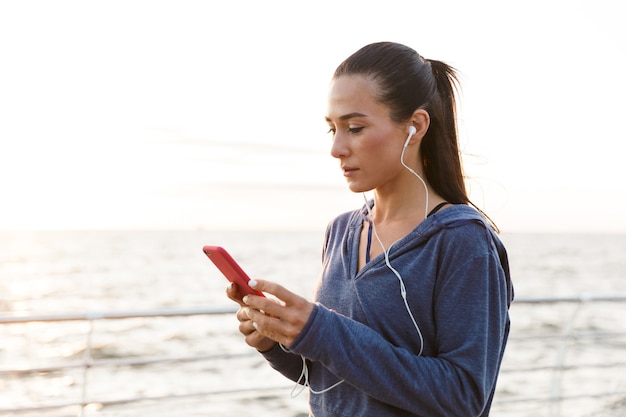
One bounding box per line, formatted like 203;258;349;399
326;75;386;119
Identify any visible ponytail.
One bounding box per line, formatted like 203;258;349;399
421;59;465;204
424;59;500;232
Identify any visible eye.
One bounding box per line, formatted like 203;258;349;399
348;126;364;134
326;127;336;136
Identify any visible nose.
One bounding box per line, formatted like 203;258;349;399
330;132;349;159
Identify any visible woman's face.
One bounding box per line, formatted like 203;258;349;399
326;75;407;193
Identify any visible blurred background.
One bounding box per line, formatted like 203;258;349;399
1;0;625;233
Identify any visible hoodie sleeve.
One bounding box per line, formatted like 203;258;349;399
285;239;511;416
260;341;309;384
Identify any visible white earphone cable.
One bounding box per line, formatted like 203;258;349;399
280;343;344;397
362;194;425;356
400;139;429;220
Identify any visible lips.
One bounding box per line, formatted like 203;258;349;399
342;166;358;177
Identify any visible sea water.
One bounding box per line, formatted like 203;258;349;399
1;230;625;416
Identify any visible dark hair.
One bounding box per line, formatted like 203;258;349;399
333;42;498;231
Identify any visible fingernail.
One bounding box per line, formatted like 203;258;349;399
248;279;257;288
227;282;233;290
243;307;251;318
242;296;249;304
252;322;259;329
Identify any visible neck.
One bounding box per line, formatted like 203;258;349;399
370;176;429;224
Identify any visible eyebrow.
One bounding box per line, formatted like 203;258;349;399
325;112;368;123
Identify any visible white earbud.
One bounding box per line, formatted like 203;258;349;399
404;126;417;148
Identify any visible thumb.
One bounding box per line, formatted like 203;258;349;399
248;279;297;305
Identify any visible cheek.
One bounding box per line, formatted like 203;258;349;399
363;133;399;165
359;139;403;183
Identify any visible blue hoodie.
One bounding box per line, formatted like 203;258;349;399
262;203;513;417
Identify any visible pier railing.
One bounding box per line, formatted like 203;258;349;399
1;295;625;417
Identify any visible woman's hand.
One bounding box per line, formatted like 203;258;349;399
226;282;276;352
228;279;314;349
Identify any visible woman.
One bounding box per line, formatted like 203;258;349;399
227;42;513;417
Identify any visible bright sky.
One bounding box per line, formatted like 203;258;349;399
0;0;625;233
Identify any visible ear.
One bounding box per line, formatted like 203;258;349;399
407;109;430;145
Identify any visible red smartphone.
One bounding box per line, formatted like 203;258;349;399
202;245;265;298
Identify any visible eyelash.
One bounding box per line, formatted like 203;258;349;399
326;127;364;135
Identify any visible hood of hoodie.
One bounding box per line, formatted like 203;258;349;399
332;201;513;308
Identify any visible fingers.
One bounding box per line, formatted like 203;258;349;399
243;279;312;322
228;279;294;310
225;282;246;306
247;279;296;306
242;281;314;347
235;306;276;352
237;309;257;336
230;278;313;349
245;307;304;347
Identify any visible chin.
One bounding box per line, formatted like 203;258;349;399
346;182;371;194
